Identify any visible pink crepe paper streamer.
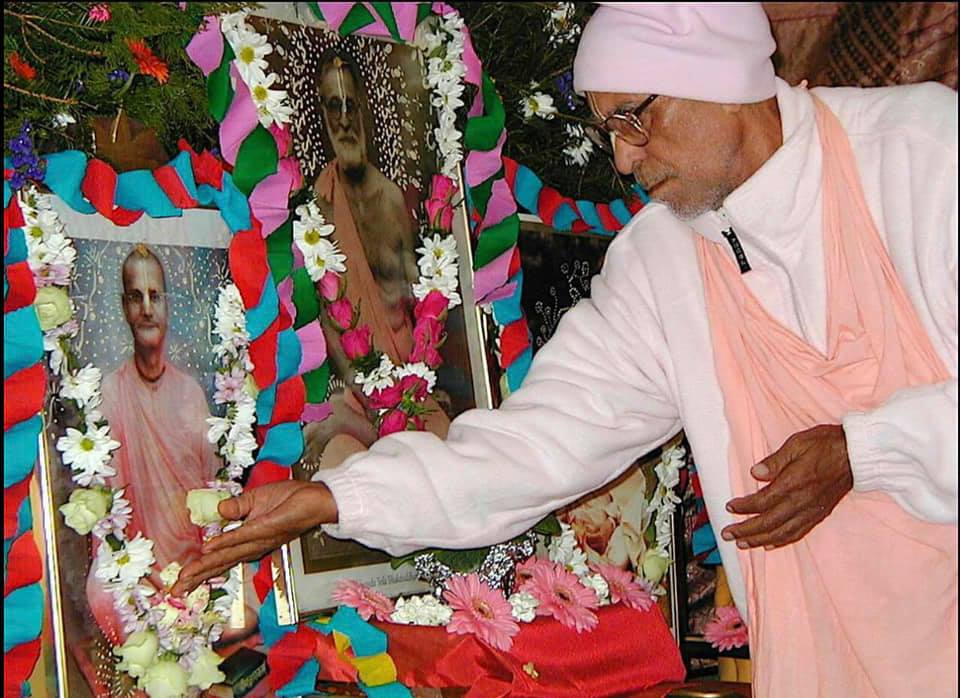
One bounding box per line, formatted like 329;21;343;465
302;401;333;423
292;244;305;271
473;246;515;303
185;16;223;76
315;3;355;31
250;168;296;238
465;130;506;188
394;3;420;41
461;26;482;87
220;64;259;166
479;279;518;305
295;320;328;375
480;178;517;231
468;82;485;119
277;277;296;324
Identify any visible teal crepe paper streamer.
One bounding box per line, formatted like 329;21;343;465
610;198;632;225
316;606;388;656
3;416;42;489
256;423;303;466
4;307;44;380
3;584;44;653
277;658;319;697
4;228;28;266
552;203;578;231
506;346;532;391
115;170;182;218
491;270;524;327
41;151;96;214
276;328;302;384
169;151;199;200
256;384;277;426
245;277;279;340
259;591;294;647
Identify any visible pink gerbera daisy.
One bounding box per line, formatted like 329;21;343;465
514;556;554;593
703;606;749;651
593;563;656;611
525;562;599;633
331;579;395;622
443;573;519;651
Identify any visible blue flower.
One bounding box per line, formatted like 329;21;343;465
108;68;131;82
6;120;45;190
555;71;576;111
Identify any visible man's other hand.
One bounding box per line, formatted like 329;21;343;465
721;424;853;550
171;480;337;596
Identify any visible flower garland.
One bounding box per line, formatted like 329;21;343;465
293;173;462;437
419;12;469;178
23;185;256;696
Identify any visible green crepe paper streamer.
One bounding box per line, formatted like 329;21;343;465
232;124;279;197
302;362;330;403
267;218;294;284
340;3;376;36
292;267;321;330
416;2;433;26
307;2;323;20
464;73;505;153
469;179;493;219
207;42;235;123
473;213;518;269
371;2;401;41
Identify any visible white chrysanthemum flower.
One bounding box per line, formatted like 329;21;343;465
412;275;462;309
95;534;154;589
250;73;293;128
305;238;347;282
206;415;231;445
561;123;594;167
508;591;539;622
28;233;77;272
57;425;120;486
520;91;558;121
548;522;591;576
43;319;78;376
60;364;102;408
223;429;257;469
52;111;77;129
430;78;465;111
416;234;459;277
582;573;611;606
219;10;252;37
391;594;453;626
355;354;395;396
227;27;272;85
393;361;437;393
214;284;248;352
92;488;133;540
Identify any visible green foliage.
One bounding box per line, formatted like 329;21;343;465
452;2;634;202
3;1;250;157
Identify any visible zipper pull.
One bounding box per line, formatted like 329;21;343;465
717;208;751;274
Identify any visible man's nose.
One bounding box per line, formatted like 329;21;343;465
142;296;154;316
613;135;646;177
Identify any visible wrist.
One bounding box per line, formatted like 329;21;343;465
308;481;339;527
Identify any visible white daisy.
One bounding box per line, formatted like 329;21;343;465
219;10;252;37
520;91;558;121
416;234;459;276
508;591;539;622
393;361;437;393
227;27;272;85
355;354;395;396
304;238;347;282
60;364;102;408
57;425;120;486
250;73;293;128
95;534;154;589
562;123;594;166
412;275;462;309
293;205;336;255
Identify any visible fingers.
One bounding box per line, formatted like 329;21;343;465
171;542;266;596
729;516;809;550
721;501;795;546
219;491;254;521
726;479;787;515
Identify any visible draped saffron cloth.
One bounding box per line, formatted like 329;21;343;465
87;358;221;642
697;96;957;696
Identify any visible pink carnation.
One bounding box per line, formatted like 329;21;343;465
593;563;655;611
318;271;342;301
414;290;450;323
341;325;372;360
88;3;111;22
703;606;749;652
524;561;598;633
368;383;404;410
378;409;408;437
331;579;395;622
444;573;519;652
328;298;355;330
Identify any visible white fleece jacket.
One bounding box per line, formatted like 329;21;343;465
317;78;959;616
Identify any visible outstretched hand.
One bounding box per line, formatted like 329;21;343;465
171;480;337;596
721;424;853;550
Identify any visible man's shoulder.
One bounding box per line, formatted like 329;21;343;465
610;202;693;255
813;82;957;148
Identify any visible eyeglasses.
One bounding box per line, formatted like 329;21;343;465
584;94;659;156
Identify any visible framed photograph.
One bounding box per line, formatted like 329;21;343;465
250;15;495;620
35;204;261;697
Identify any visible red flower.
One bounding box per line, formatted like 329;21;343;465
378;409;408;437
368;383;403;410
318;271;342;302
425;174;457;231
125;39;169;84
341;325;372;360
328;298;355;330
399;374;429;401
410;317;444;368
414;290;449;323
9;53;37;81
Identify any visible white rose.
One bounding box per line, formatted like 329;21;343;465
59;488;111;535
159;562;182;589
142;659;189;698
188;648;226;690
113;630;159;679
186;489;231;526
641;549;671;585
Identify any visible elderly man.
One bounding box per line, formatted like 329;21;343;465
176;4;957;694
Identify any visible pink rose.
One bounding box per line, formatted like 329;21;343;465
278;156;303;192
368;383;403;410
425;174;457;232
410;317;444;368
378;410;408;437
341;326;372;360
269;123;292;157
328;298;355;330
399;375;428;401
318;271;342;302
414;290;449;323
